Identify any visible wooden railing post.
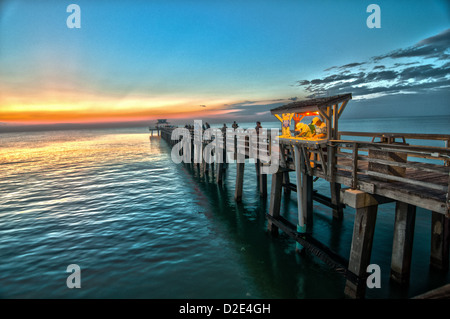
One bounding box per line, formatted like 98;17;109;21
329;141;343;219
390;201;416;285
430;211;450;271
351;142;358;189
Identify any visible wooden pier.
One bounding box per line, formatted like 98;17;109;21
156;94;450;298
149;119;173;137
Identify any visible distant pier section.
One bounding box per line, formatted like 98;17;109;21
154;93;450;298
148;119;174;136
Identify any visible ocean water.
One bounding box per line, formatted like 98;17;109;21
0;116;449;299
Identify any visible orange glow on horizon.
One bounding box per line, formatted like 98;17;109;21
0;96;239;125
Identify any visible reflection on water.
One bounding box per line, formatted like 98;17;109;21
0;122;449;298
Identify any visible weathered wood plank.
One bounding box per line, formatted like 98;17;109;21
430;212;450;271
351;143;358;189
358;169;447;192
235;162;245;202
344;191;378;299
413;283;450;299
390;202;416;285
338;131;450;142
268;171;283;236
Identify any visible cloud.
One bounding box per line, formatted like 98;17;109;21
373;29;450;61
200;98;295;122
295;28;450;101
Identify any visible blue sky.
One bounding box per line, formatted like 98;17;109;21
0;0;449;126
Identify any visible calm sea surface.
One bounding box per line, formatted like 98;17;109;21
0;116;449;298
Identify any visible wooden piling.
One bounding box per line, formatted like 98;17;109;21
283;171;291;195
293;145;313;252
330;182;343;220
342;189;378;299
302;174;313;232
235;161;245;202
260;169;267;198
255;159;267;197
430;211;450;271
268;171;283;236
390;201;416;285
216;162;224;184
255;159;260;178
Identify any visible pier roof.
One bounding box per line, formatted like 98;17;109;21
271;93;352;115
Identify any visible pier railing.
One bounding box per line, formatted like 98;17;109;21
160;126;450;214
331;139;449;184
273;131;450;214
329;133;450;215
157;125;450;297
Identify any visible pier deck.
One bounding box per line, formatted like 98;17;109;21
156;93;449;299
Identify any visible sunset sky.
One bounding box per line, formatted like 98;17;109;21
0;0;449;128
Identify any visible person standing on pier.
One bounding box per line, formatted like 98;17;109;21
232;121;239;129
221;123;227;134
255;121;263;135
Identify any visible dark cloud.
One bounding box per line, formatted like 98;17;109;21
393;62;419;68
295;28;450;101
416;28;450;46
373;28;450;62
324;66;337;72
340;62;365;69
324;62;366;72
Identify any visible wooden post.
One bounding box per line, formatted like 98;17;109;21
351;142;358;189
390;201;416;285
283;171;291;195
294;145;308;251
216;162;224;184
268;171;283;236
303;173;313;232
190;138;194;165
235;161;245;202
259;166;267;198
342;189;379;299
329;141;343;220
330;182;343;219
430;211;450;271
255;159;260;178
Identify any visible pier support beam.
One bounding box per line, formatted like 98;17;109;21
430;212;450;271
235;162;245;202
255;160;267;197
260;170;267;198
255;159;260;178
390;201;416;285
302;174;313;232
294;146;306;238
268;171;283;236
331;182;343;220
342;189;378;299
293;145;314;251
216;162;224;184
283;171;291;195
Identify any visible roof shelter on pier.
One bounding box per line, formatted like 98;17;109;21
270;93;352;145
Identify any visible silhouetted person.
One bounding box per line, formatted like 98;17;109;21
255;121;262;134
